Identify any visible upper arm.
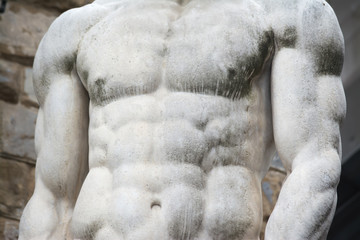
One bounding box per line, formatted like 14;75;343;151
33;4;108;199
33;15;88;201
271;0;346;173
19;6;111;237
34;72;89;200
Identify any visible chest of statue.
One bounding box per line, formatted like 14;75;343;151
76;0;273;106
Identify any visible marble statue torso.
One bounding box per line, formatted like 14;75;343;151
19;0;346;239
74;1;274;238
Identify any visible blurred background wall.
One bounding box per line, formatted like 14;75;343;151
0;0;358;239
326;0;360;239
0;1;92;239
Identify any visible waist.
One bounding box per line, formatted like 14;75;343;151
73;164;262;239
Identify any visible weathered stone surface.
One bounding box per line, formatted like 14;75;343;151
0;2;58;62
0;158;35;220
0;59;24;104
0;101;37;162
0;217;19;240
20;0;94;11
21;67;39;108
260;169;287;240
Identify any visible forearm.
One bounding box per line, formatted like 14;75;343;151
265;151;340;240
19;181;73;240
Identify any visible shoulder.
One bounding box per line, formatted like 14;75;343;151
266;0;342;43
266;0;344;75
33;3;110;105
35;3;110;73
298;0;344;47
299;0;344;76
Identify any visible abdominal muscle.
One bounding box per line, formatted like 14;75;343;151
71;164;262;240
71;92;266;240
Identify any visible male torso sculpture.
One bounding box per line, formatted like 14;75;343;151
19;0;346;239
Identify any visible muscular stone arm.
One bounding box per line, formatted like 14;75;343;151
19;5;107;239
19;72;89;240
266;1;346;239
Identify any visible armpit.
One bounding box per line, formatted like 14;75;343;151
277;27;297;49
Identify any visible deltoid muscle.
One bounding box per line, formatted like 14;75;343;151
19;0;346;239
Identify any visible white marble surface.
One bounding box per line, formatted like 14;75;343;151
19;0;345;239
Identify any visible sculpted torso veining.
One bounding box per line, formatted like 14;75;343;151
19;0;346;239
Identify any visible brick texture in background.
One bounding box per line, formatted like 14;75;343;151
0;1;68;238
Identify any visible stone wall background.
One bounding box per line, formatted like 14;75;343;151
0;1;286;239
0;1;93;239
